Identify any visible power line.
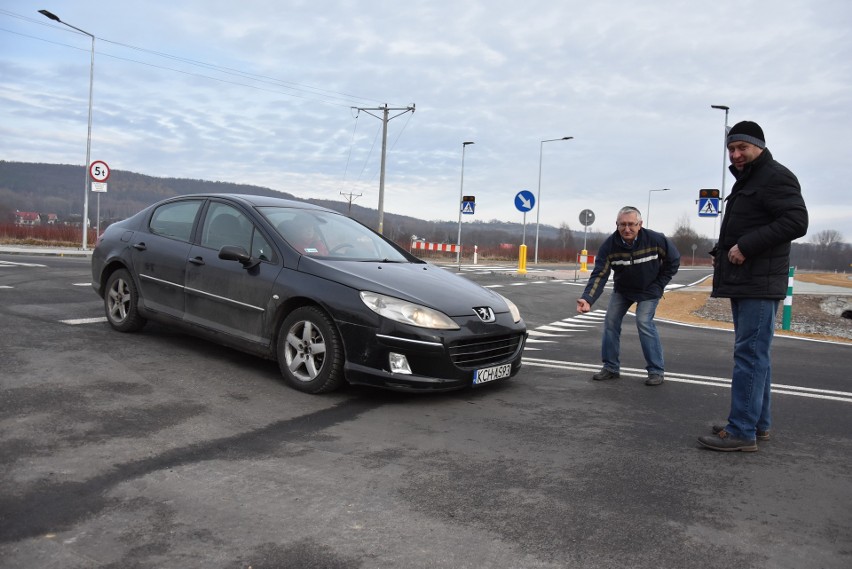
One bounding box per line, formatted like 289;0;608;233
1;10;398;109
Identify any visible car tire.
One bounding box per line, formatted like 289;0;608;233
104;268;147;332
277;306;344;394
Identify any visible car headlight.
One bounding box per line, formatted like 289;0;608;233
498;293;522;323
360;291;460;330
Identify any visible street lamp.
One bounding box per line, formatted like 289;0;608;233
711;104;730;228
646;188;670;229
534;136;573;264
39;9;95;250
456;141;474;269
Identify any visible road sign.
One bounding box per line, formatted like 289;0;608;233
698;198;720;217
579;209;595;226
89;160;110;182
515;190;535;212
91;182;108;193
461;201;475;214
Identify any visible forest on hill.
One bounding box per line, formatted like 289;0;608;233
1;161;848;269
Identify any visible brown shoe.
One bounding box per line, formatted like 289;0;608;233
712;424;770;441
698;430;758;452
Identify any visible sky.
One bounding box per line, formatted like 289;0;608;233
1;0;850;242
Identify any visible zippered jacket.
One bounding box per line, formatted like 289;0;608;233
711;148;808;299
581;227;680;307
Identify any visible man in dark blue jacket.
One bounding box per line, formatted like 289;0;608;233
577;206;680;386
698;121;808;452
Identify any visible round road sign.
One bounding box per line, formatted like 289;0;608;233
579;209;595;226
89;160;110;182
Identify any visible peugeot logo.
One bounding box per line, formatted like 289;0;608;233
473;306;496;323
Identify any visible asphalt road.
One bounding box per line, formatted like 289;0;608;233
1;255;850;569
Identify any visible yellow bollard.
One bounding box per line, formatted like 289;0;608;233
580;249;589;272
518;244;527;274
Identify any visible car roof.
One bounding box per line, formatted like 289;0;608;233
187;193;334;212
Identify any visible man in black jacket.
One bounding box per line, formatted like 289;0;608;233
577;206;680;386
698;121;808;452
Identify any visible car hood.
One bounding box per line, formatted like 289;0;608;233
299;258;511;316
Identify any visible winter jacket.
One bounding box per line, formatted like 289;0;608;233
711;148;808;299
581;227;680;306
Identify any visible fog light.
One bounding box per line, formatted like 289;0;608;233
388;352;412;374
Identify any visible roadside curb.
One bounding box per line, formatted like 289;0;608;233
0;246;92;257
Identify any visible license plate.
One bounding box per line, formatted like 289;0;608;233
473;363;512;385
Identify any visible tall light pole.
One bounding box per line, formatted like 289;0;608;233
456;141;474;269
534;136;573;264
646;188;670;228
39;9;95;250
711;104;730;232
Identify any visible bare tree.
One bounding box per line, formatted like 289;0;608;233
811;229;844;248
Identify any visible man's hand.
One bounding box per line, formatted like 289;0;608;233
577;299;591;314
728;244;746;265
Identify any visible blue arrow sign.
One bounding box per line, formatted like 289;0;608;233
515;190;535;212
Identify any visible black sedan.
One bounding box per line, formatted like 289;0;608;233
91;194;527;394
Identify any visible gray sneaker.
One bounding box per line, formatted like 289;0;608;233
645;373;664;386
592;368;620;381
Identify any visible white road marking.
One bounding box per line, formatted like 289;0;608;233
61;317;107;325
0;260;47;267
522;357;852;404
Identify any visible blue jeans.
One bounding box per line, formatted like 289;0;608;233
602;292;664;375
726;298;779;440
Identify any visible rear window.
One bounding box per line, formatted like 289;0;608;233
149;200;202;242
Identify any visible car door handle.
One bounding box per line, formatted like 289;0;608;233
188;257;205;266
132;243;147;251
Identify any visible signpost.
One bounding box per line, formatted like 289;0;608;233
89;160;110;237
698;189;720;217
578;209;595;271
514;190;536;273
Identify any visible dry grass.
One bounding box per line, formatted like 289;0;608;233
795;272;852;288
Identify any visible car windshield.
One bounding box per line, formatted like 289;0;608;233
259;207;409;262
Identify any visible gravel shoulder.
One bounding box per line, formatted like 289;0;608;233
656;272;852;343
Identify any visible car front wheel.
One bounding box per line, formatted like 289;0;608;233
104;268;147;332
277;306;344;393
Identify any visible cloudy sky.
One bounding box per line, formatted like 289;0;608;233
1;0;850;241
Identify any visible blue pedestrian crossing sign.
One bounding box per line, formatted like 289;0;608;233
515;190;535;212
461;201;475;214
698;197;720;217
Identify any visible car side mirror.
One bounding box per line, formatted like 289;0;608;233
219;245;260;269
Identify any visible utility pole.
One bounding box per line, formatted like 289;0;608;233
339;191;362;215
353;103;415;234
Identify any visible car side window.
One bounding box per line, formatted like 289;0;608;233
149;200;202;242
251;230;274;262
202;203;267;259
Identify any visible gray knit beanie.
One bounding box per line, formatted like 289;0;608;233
727;121;765;149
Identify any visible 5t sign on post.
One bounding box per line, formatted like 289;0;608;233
90;160;110;193
89;160;110;182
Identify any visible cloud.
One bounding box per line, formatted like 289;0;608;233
1;0;850;241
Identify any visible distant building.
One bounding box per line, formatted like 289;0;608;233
14;211;41;226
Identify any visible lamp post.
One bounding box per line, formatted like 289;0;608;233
534;136;573;264
456;141;474;269
711;105;730;230
646;188;670;229
39;9;95;250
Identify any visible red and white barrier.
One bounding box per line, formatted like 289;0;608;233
410;241;460;253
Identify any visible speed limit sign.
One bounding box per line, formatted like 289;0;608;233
89;160;110;182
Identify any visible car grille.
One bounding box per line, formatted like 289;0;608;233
448;333;524;370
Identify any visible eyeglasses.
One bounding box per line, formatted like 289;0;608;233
617;222;640;229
